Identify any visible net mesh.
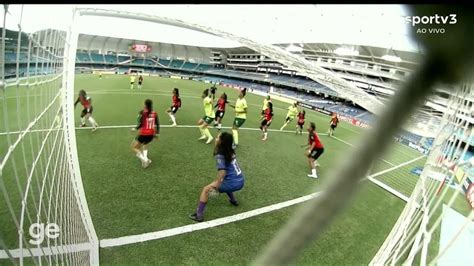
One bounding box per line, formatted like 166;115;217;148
0;5;97;265
371;82;473;265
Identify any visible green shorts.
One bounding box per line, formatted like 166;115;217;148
203;116;215;124
233;118;246;128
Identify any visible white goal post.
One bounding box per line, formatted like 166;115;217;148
0;5;98;265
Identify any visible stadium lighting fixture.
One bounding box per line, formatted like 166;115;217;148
382;54;402;62
285;44;303;53
334;47;359;56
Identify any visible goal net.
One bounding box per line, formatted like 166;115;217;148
370;81;473;265
0;5;98;265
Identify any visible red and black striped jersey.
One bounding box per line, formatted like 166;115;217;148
308;131;324;149
216;98;227;112
137;109;159;136
172;95;181;107
297;112;305;123
264;108;273;121
79;95;91;108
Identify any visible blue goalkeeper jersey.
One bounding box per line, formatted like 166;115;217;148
216;154;244;183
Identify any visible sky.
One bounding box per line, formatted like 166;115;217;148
1;4;419;51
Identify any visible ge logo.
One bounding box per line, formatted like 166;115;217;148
29;223;60;245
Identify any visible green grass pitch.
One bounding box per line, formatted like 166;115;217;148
4;73;468;264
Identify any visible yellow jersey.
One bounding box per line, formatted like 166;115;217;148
287;105;298;118
262;98;269;111
130;76;136;83
203;96;215;118
235;98;248;119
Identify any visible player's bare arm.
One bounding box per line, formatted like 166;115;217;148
74;97;80;108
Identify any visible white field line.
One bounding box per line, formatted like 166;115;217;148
99;191;323;248
367;155;426;204
0;243;92;259
0;124;328;136
99;154;424;248
87;90;289;111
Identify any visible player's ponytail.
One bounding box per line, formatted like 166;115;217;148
173;88;180;97
215;132;235;164
144;99;153;117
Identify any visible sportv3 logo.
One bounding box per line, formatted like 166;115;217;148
404;14;457;26
403;14;457;34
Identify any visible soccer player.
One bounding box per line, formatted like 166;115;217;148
138;75;143;89
280;102;299;131
260;102;273;141
131;99;160;168
98;72;102;79
328;112;339;137
229;88;248;149
130;74;136;90
197;88;215;144
166;88;181;127
213;93;228;131
74;89;99;132
295;110;306;135
261;95;271;118
302;122;324;178
189;132;244;222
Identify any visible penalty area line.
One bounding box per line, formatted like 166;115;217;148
99;153;424;249
100;191;323;248
75;124;329;135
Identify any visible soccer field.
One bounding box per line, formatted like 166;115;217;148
1;73;442;264
74;74;427;264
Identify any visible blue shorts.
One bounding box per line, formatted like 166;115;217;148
218;180;244;193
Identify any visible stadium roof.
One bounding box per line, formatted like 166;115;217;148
2;4;420;52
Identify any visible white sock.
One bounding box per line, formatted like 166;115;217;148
136;152;146;163
264;132;268;138
81;117;86;125
218;123;222;129
143;149;148;159
88;117;97;127
170;115;176;124
312;168;317;176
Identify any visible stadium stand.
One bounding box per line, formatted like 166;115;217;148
158;59;171;67
182;62;198;70
117;55;131;63
90;53;105;63
169;59;185;68
76;52;91;62
104;54;117;64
